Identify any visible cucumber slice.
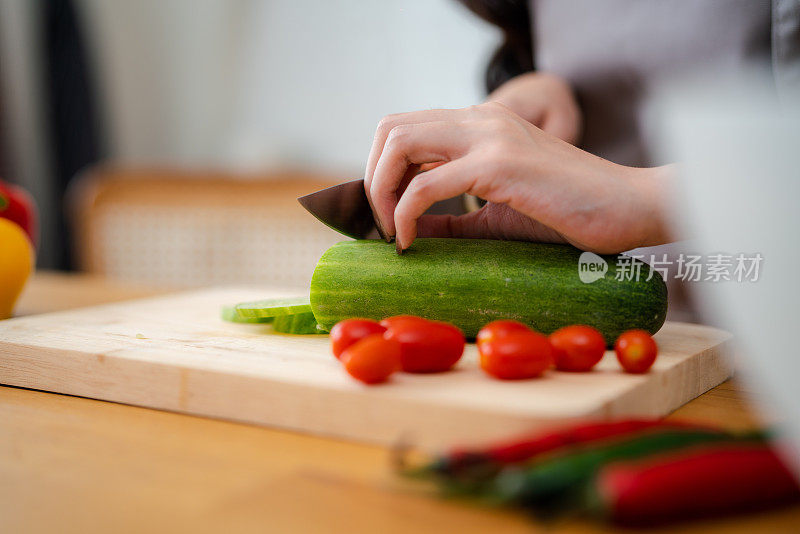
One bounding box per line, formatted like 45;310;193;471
272;311;327;334
235;296;312;321
221;304;273;324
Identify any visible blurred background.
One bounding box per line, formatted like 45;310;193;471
0;0;499;286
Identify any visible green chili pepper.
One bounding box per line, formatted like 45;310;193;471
491;428;766;507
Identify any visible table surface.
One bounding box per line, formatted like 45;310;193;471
2;271;799;534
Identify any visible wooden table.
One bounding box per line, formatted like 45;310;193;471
2;272;798;533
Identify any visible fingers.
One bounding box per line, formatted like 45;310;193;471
370;121;470;238
392;158;477;251
364;108;469;194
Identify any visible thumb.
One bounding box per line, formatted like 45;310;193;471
415;208;493;239
415;203;569;245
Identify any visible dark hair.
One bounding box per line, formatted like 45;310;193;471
457;0;534;93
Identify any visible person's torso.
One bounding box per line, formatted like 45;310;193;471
531;0;773;166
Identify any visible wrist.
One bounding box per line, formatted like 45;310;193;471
626;165;676;248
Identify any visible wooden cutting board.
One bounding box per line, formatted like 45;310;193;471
0;287;734;450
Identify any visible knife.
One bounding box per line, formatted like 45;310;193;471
298;178;471;243
297;178;389;241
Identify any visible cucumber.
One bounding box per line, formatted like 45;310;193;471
272;311;327;334
310;239;667;341
221;304;273;323
235;296;311;321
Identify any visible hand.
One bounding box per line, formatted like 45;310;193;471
487;72;582;145
364;102;672;254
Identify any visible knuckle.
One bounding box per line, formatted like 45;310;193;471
479;144;509;173
384;125;413;154
405;175;433;202
386;123;411;142
480;100;511;115
411;175;431;195
490;100;513;113
376;114;400;135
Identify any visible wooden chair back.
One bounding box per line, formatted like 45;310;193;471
68;167;345;289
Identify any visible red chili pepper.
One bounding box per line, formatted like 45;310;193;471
430;419;710;480
475;419;705;464
595;443;800;526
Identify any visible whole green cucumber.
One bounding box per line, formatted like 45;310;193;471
309;239;667;341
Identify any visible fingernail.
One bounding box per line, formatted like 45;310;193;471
377;221;393;243
366;194;392;243
374;218;391;242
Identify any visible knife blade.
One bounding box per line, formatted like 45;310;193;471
297;179;388;240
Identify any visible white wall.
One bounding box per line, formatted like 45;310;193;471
79;0;500;174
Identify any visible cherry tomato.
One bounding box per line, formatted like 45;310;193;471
330;318;386;359
614;330;658;374
379;315;431;331
476;320;531;349
479;331;553;380
340;334;401;384
549;325;606;372
383;318;465;373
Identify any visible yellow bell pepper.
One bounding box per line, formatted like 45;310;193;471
0;217;34;319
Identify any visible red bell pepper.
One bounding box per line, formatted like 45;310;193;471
0;180;37;247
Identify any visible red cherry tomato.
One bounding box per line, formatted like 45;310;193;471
614;330;658;374
383;318;465;373
340;334;401;384
330;318;386;359
479;331;553;380
379;315;431;331
549;325;607;372
476;320;531;349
